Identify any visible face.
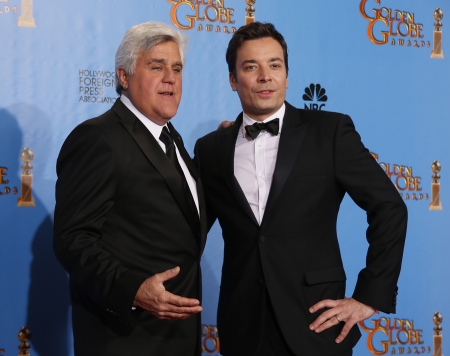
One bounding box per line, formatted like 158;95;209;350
230;37;288;122
117;41;182;125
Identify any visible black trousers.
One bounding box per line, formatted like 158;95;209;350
255;290;353;356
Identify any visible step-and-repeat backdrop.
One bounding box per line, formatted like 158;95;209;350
1;0;448;355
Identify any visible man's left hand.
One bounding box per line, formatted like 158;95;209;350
309;297;376;343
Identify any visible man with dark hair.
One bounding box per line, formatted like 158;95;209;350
195;22;407;356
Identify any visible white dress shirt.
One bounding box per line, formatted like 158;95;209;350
234;104;286;225
120;95;199;216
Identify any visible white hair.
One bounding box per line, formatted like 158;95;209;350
115;22;189;94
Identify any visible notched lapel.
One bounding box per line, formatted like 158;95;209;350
113;100;200;237
263;102;309;221
217;113;259;226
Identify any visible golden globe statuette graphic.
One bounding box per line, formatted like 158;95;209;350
431;8;444;59
17;148;36;207
432;312;443;356
429;160;442;210
245;0;255;25
18;0;36;28
18;327;31;355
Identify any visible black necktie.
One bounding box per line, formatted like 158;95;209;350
160;126;184;177
159;126;199;225
244;118;280;140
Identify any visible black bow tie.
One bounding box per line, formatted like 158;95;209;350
244;118;280;140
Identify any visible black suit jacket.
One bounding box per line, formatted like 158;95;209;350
194;102;407;356
54;100;207;356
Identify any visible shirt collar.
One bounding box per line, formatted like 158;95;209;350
120;94;169;139
242;103;285;138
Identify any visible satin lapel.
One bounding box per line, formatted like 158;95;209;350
217;113;259;226
196;177;208;253
113;100;200;236
263;102;309;221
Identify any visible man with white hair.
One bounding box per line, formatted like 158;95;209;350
54;22;206;355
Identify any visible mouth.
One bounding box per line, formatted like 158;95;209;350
256;89;275;95
159;92;174;96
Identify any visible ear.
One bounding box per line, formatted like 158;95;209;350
286;77;289;89
117;67;129;91
229;72;237;92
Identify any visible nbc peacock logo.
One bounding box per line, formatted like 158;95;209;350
303;83;328;110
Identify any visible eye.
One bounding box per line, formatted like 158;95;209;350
152;66;162;71
245;65;256;70
173;67;182;73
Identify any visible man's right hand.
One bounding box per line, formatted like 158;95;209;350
134;266;202;320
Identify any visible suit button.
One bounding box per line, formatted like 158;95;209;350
259;235;266;243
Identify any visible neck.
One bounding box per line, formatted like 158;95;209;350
243;105;284;122
121;91;170;126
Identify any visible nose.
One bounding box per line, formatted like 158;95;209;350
257;66;271;83
163;68;176;84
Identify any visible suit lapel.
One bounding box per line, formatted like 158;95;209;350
263;102;309;221
112;100;200;237
217;113;259;226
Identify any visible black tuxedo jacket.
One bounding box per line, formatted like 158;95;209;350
54;100;207;356
194;102;407;356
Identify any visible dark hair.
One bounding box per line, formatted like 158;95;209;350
226;22;288;79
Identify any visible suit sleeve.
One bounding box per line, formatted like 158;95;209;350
194;139;218;232
334;115;407;314
53;123;148;326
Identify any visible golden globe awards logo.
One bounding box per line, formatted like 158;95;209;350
0;0;36;28
359;317;430;355
0;167;18;197
360;0;429;48
201;324;220;354
371;153;428;202
166;0;237;34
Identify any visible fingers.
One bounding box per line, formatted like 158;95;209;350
166;292;200;307
309;297;376;343
336;320;356;343
153;311;197;320
157;266;180;283
309;299;341;313
309;302;344;331
150;301;203;319
135;267;203;320
313;315;341;333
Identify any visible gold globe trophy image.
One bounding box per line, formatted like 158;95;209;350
432;312;443;356
18;327;32;355
17;148;36;207
429;160;442;210
18;0;36;28
431;8;444;59
245;0;256;25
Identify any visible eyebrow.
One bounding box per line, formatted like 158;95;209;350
269;57;284;63
241;58;284;66
148;58;183;69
